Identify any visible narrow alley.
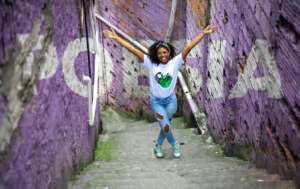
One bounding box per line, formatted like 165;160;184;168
1;0;300;188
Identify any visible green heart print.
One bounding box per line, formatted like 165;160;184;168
155;72;172;88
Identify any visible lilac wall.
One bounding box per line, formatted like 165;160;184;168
184;0;300;186
0;0;100;188
184;0;209;115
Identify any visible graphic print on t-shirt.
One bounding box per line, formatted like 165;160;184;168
155;72;172;88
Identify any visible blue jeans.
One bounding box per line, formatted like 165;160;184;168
150;91;178;146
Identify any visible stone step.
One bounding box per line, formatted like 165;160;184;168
99;129;208;146
123;120;152;127
121;121;192;132
74;182;201;189
97;138;203;149
94;145;224;162
93;156;247;165
106;124;197;135
185;173;296;188
96;141;223;159
91;158;252;170
80;169;272;182
83;163;264;179
75;178;296;189
99;135;207;148
96;137;217;151
91;157;252;170
101;111;192;133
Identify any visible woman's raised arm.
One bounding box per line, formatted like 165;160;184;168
181;25;219;60
103;28;145;61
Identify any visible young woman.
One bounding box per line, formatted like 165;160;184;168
103;25;219;158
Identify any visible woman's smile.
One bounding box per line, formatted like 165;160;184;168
161;57;167;61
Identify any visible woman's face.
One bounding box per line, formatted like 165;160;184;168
157;47;170;64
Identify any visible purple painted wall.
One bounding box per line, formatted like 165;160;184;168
0;0;100;188
184;0;300;186
184;0;209;113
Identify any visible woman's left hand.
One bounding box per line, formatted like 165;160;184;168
204;25;219;34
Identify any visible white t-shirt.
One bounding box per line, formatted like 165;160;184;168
143;53;185;98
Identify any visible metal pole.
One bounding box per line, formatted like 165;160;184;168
82;0;92;78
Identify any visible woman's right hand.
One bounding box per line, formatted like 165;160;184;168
103;28;118;39
102;27;145;61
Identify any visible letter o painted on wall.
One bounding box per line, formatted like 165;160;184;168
62;38;113;97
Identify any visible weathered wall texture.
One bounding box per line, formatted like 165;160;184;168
0;0;100;188
99;0;187;119
184;0;300;186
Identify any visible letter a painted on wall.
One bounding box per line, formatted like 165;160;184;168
229;39;282;99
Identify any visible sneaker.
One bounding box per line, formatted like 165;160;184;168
172;143;180;158
154;145;163;158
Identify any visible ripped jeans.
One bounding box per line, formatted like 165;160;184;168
150;91;177;146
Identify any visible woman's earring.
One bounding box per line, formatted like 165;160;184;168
168;56;172;60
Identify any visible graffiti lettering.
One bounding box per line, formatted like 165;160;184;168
18;34;58;80
229;39;282;99
62;38;113;97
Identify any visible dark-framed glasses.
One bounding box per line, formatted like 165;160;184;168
157;51;169;56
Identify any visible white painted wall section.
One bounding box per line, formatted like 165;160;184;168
186;39;203;58
122;47;140;98
208;40;226;99
99;45;114;97
185;64;202;96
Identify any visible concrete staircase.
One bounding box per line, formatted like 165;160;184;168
69;108;297;189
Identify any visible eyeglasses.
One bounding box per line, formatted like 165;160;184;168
157;51;169;56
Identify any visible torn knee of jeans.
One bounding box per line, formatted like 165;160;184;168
169;118;172;122
165;123;169;133
156;113;163;120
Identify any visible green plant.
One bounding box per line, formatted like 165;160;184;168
102;103;106;110
221;142;226;148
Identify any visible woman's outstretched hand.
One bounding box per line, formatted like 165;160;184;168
203;25;219;34
103;28;118;39
102;27;145;61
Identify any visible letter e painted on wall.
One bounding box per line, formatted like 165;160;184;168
208;40;226;99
